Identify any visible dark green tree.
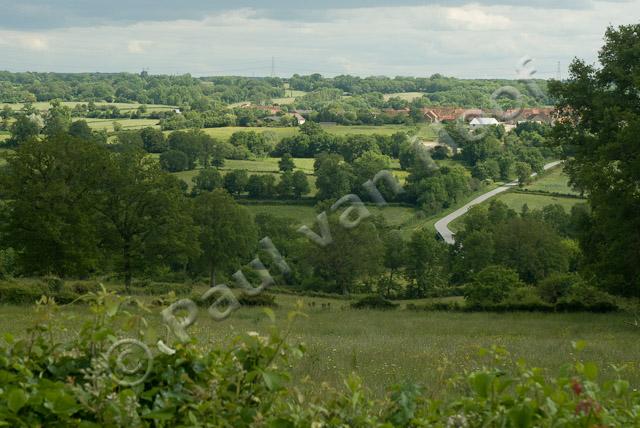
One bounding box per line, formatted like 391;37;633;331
97;150;198;291
278;153;295;172
1;135;109;276
291;171;310;198
192;168;223;195
159;150;189;172
549;24;640;295
223;169;249;195
404;229;448;297
140;127;168;153
192;189;257;286
306;215;384;295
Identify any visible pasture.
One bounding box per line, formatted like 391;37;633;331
200;124;436;143
1;101;175;113
82;118;160;132
0;293;637;398
494;192;586;212
524;167;580;195
382;92;425;101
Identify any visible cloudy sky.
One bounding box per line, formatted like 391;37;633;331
0;0;638;78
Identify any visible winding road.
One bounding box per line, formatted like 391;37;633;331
434;160;563;244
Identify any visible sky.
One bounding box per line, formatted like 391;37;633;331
0;0;638;79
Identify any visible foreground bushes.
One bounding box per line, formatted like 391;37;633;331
0;288;638;426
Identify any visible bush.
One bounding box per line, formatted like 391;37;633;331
351;295;398;310
0;248;16;279
0;282;45;304
0;280;81;305
42;275;64;293
238;293;278;307
464;265;525;308
71;281;100;295
556;285;619;312
406;300;464;311
494;287;554;312
128;281;193;296
538;272;581;304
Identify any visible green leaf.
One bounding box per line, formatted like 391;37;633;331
269;418;295;428
7;388;28;413
508;404;533;428
262;370;287;391
469;372;492;398
571;340;587;352
583;362;598;380
263;308;276;323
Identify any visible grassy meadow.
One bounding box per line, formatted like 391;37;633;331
0;292;637;398
82;118;161;132
448;169;587;232
524;167;580;195
382;92;425;101
1;101;175;113
200;124;437;143
494;192;586;212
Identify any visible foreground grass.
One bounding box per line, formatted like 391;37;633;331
0;293;637;398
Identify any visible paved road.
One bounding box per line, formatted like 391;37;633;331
434;160;563;244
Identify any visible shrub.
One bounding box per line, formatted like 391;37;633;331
495;287;554;312
464;265;525;308
405;300;464;311
0;248;16;279
238;293;278;307
71;281;100;294
42;275;64;293
556;285;619;312
351;295;398;310
538;272;581;304
0;282;45;304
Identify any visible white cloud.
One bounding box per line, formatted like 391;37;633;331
445;6;512;30
0;1;638;77
127;40;153;53
17;34;48;51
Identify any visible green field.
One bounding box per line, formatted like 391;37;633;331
382;92;425;101
202;127;299;141
82;118;160;132
172;156;405;198
201;124;436;142
495;192;585;212
1;101;175;113
524;167;580;195
273;89;308;105
0;293;637;398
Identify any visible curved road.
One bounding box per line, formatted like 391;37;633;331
434;161;563;244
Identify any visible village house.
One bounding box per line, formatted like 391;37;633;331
469;117;500;129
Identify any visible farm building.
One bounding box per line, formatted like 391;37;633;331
293;112;306;125
469;117;499;129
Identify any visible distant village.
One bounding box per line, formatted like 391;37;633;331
236;103;554;128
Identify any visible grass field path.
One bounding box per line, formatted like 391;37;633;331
434;160;563;244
